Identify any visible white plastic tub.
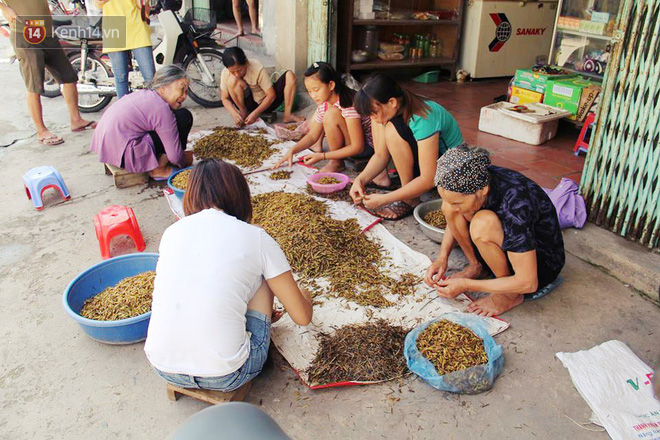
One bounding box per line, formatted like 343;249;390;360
478;102;571;145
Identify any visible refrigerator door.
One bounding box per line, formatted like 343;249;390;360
460;0;559;78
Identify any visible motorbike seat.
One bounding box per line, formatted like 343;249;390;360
53;17;73;26
55;25;103;44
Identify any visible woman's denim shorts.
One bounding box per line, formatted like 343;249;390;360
154;310;271;392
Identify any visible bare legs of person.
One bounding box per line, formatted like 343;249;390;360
318;106;347;172
282;71;304;123
246;0;260;34
443;206;487;280
369;124;417;219
226;74;250;123
455;209;525;315
231;0;246;37
149;153;172;179
29;83;94;144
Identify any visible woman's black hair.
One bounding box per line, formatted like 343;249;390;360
221;47;248;68
304;62;355;109
354;74;429;123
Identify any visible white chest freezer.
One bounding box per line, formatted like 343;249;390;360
460;0;559;78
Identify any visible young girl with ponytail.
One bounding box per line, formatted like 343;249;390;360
350;74;464;220
274;62;389;186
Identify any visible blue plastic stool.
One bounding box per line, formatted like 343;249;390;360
23;166;70;210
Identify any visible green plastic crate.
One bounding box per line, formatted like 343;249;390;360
413;70;440;84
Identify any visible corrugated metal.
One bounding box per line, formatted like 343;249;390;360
581;0;660;250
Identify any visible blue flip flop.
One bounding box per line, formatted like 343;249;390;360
525;276;563;301
151;167;180;182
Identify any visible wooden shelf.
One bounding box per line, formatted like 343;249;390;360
557;29;613;41
350;57;454;70
354;19;459;26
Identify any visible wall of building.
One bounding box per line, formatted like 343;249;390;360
274;0;309;77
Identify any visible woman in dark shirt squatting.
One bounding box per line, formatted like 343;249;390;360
424;145;565;316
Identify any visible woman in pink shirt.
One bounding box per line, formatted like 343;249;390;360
90;65;194;179
274;62;390;187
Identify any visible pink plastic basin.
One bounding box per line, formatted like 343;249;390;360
307;172;350;194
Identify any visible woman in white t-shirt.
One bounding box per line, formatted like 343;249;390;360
144;159;313;392
274;62;390;188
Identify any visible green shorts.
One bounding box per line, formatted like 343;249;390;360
10;35;77;94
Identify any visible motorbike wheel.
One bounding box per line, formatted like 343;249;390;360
42;69;62;98
182;48;224;108
69;53;114;113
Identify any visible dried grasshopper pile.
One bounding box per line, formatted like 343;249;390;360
284;124;299;131
423;209;447;229
317;176;341;185
80;271;156;321
416;319;488;375
305;184;353;203
195;127;276;168
306;320;409;384
171;169;192;190
269;170;293;180
251;192;420;307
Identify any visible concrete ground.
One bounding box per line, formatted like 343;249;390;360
1;38;658;440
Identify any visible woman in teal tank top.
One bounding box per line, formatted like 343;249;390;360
350;74;464;220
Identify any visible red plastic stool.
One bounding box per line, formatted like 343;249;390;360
574;112;596;156
94;205;145;259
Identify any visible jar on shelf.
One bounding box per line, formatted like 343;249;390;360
430;40;442;58
362;26;379;60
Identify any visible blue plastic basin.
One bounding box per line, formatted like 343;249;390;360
167;166;194;200
62;253;159;345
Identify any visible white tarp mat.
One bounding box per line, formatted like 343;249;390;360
556;340;660;440
167;124;510;388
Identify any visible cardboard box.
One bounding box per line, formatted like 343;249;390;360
580;20;607;35
544;77;601;121
590;11;611;23
514;68;577;94
558;16;581;30
509;86;544;105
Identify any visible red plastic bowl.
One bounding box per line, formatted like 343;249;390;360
307;172;350;194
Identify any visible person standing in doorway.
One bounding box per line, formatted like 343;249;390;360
96;0;155;99
0;0;96;145
231;0;259;38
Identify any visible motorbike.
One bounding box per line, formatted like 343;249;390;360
56;0;224;112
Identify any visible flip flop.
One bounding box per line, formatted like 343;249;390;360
365;176;401;191
524;276;563;301
38;135;64;146
71;121;97;132
150;167;180;182
366;200;416;221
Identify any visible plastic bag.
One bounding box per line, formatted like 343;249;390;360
274;120;309;142
544;178;587;229
404;312;504;394
556;340;660;440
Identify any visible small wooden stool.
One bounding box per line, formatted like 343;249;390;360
166;381;252;405
104;163;149;188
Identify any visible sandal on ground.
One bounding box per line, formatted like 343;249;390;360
366;200;416;221
365;175;401;191
71;121;97;132
524;276;563;301
38;135;64;146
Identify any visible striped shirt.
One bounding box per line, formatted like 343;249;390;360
315;101;374;147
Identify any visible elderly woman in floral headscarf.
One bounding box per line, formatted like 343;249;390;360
424;145;565;316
